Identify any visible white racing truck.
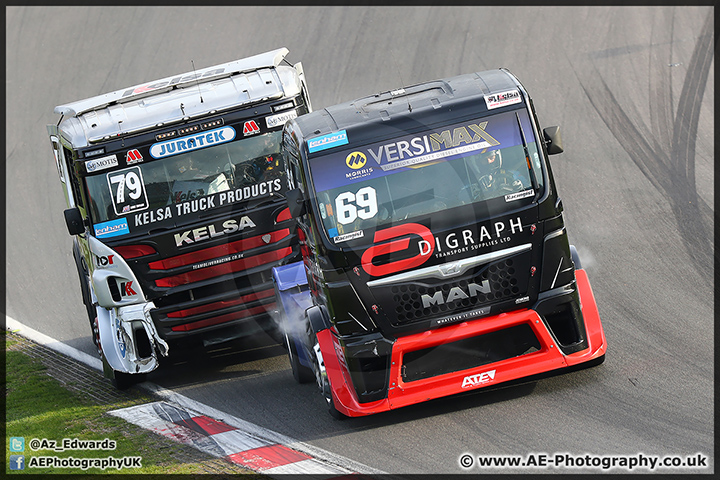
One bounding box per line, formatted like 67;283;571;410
48;48;311;387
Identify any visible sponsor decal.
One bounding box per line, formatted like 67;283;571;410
119;280;137;297
126;149;143;165
149;126;236;159
361;223;434;277
261;234;272;244
461;369;496;388
361;122;500;173
505;189;534;202
309;110;536;193
430;306;491;328
345;151;367;169
308;130;349;153
266;109;298;128
86;154;118;173
174;216;256;247
121;68;225;98
243;120;261;136
133;178;282;227
333;230;364;244
419;217;523;259
484;89;522;110
421;281;491;308
192;252;244;270
95;218;130;238
94;254;115;268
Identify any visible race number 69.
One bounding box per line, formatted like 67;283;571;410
335;186;378;225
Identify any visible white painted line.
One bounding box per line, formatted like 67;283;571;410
6;315;102;370
6;316;385;476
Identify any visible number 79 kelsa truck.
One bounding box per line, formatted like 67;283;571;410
48;48;311;387
273;68;607;417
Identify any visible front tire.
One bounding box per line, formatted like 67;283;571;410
284;330;314;384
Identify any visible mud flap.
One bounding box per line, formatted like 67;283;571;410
96;303;168;375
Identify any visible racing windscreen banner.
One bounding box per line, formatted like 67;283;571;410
308;109;535;193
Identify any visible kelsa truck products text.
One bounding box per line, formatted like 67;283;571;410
48;48;311;388
273;69;606;417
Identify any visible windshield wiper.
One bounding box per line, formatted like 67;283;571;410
515;111;540;199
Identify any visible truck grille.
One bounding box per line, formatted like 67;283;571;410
368;250;532;327
149;229;292;287
124;219;298;339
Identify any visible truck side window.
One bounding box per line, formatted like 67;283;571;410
64;147;85;208
282;130;303;192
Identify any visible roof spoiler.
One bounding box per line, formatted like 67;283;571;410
54;47;290;117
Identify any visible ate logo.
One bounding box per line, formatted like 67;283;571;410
243;120;260;136
119;281;137;297
461;369;496;389
361;223;434;277
126;149;143;164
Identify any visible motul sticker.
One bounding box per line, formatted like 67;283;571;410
461;369;496;389
126;149;144;165
266;109;298;128
243;120;261;136
86;154;118;173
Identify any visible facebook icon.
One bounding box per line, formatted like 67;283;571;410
9;455;25;470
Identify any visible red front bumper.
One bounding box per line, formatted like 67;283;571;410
317;269;607;417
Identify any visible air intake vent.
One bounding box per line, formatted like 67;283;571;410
390;258;521;325
107;278;121;302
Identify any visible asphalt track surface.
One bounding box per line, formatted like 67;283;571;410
6;6;714;474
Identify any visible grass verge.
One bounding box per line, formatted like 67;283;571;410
5;332;253;475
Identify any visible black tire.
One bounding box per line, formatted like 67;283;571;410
327;394;347;420
72;242;97;340
285;330;314;384
110;370;146;390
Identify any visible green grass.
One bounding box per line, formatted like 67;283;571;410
5;336;251;475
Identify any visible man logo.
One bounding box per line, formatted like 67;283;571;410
346;151;367;169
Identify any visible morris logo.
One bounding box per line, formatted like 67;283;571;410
346;151;367;169
421;281;491;308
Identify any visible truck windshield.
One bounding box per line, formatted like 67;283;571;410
307;109;544;244
85;129;284;236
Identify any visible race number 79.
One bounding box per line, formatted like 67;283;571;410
335;186;378;225
107;166;148;215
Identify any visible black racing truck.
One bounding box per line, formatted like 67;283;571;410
273;68;606;417
48;48;311;387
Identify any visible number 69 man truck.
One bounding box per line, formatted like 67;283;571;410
273;68;606;417
48;48;311;387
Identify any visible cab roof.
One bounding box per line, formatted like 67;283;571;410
294;68;527;151
53;48;303;149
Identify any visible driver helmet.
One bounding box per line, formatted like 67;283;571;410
481;149;502;171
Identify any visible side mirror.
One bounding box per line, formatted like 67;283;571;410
285;188;307;218
543;126;564;155
64;207;85;235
